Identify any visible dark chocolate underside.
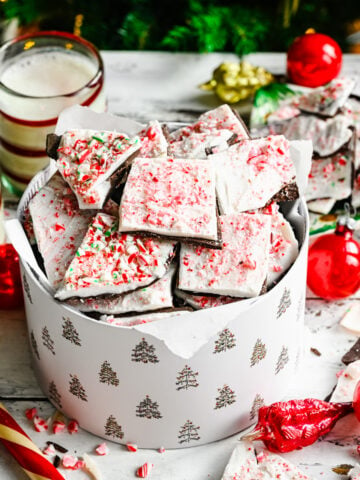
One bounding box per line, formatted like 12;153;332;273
268;182;299;204
342;338;360;365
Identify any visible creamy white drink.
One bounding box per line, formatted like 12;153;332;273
0;33;106;194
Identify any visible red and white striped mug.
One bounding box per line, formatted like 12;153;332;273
0;31;106;195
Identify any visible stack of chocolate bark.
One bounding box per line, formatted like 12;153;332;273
24;104;300;327
253;77;359;215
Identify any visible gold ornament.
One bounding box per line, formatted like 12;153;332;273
199;61;274;104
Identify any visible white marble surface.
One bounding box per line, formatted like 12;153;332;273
1;51;360;479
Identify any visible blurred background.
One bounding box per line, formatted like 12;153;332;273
1;0;360;53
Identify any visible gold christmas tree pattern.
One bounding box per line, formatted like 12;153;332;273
30;330;40;360
69;374;88;401
250;393;265;420
214;384;236;409
136;395;162;419
213;328;236;354
22;274;32;304
250;338;267;367
104;415;124;439
62;317;81;346
131;338;159;363
48;380;62;408
176;365;199;391
42;326;55;355
99;361;120;386
275;345;290;374
178;420;200;444
277;287;292;318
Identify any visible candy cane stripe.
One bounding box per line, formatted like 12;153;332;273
0;404;33;439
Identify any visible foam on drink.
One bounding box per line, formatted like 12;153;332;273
1;50;98;97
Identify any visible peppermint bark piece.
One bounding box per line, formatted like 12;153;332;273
138;120;168;157
210;135;298;214
66;264;176;314
55;213;176;300
343;96;360;137
170;104;249;142
330;360;360;403
305;152;353;202
307;198;336;215
179;213;271;298
51;129;140;209
168;130;234;159
119;157;221;247
174;289;236;309
256;450;314;479
101;309;190;327
262;203;298;286
221;441;258;480
282;115;353;157
29;172;94;289
298;77;356;117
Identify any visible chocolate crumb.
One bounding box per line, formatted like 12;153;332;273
332;464;353;475
342;338;360;365
53;455;61;468
310;347;321;356
46;440;68;453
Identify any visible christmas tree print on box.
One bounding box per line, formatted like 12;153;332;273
22;274;32;304
30;330;40;360
69;374;88;401
275;346;290;374
42;326;55;355
296;294;305;323
250;394;265;420
176;365;199;391
62;317;81;346
136;395;162;419
250;338;266;367
213;328;236;354
131;338;159;363
178;420;200;444
48;380;62;408
277;287;292;318
214;384;236;410
99;361;119;386
105;415;124;439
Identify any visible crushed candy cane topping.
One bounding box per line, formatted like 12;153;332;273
57;129;140;206
119;157;218;241
56;213;176;299
139;120;168;157
210;135;297;214
179;213;271;298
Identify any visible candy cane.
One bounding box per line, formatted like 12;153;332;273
0;403;65;480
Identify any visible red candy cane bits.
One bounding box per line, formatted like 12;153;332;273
127;443;138;452
33;416;48;432
25;408;37;420
243;398;353;453
136;462;154;478
67;419;79;434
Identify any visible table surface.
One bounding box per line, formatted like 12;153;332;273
1;51;360;480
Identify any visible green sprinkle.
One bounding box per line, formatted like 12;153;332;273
92;135;104;143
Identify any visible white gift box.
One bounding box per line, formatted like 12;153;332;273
7;107;311;449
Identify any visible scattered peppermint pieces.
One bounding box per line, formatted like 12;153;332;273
95;442;109;456
136;462;154;478
33;415;48;432
25;407;37;420
67;419;79;434
127;443;138;452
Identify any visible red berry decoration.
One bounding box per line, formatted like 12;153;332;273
353;380;360;423
307;215;360;300
287;31;342;87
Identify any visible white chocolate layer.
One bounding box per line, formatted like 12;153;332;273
179;213;271;297
119;157;219;241
175;288;236;310
101;309;189;327
138;120;168;157
29;172;94;289
57;129;140;209
210;135;296;214
56;213;176;300
168;130;233;159
66;264;175;314
330;359;360;403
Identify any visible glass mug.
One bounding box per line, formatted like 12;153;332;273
0;31;106;195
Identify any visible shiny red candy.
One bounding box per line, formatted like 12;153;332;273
353;380;360;422
287;33;342;87
246;398;352;453
307;224;360;300
0;244;23;309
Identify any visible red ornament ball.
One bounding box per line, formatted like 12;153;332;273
287;32;342;87
307;221;360;300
